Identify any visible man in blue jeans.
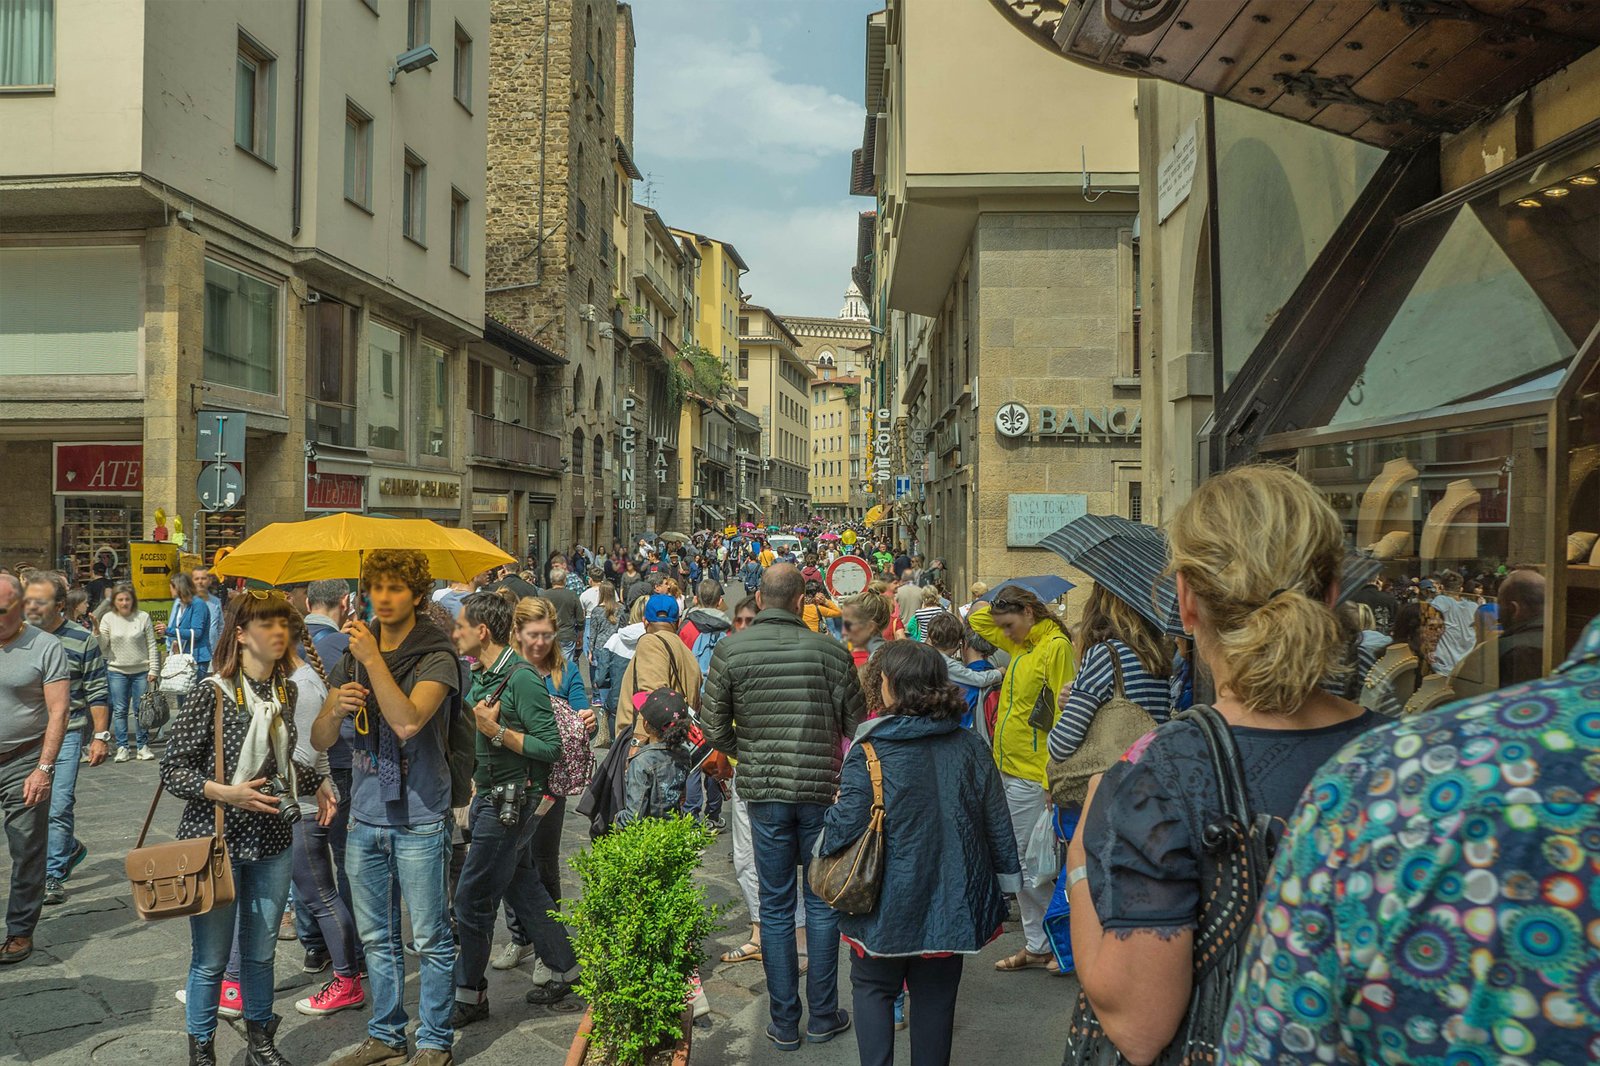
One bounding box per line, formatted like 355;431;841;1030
22;575;110;908
314;551;461;1066
701;564;866;1051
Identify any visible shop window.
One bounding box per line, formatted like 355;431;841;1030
1558;354;1600;660
306;299;356;447
417;341;450;458
0;0;53;89
367;321;405;451
235;30;276;163
1292;416;1550;708
203;257;280;395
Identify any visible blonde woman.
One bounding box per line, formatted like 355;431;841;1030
1063;464;1379;1064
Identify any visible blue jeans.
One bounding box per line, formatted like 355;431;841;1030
108;670;149;750
590;648;621;736
45;728;85;880
186;847;292;1038
685;772;723;820
346;818;455;1052
748;801;843;1038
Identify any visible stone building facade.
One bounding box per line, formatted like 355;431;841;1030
786;287;874;521
487;0;629;553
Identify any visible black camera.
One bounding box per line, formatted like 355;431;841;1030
259;776;302;826
489;783;525;827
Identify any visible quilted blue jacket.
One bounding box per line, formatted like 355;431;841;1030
816;713;1021;956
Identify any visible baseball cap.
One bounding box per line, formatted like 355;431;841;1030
639;689;688;731
645;593;680;623
1420;579;1437;592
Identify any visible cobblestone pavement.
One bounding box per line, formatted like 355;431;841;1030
1;746;1074;1065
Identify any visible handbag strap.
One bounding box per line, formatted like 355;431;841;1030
134;685;227;850
860;741;883;810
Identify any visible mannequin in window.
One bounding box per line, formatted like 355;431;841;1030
1356;457;1418;551
1420;479;1482;566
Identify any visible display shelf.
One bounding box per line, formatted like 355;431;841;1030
199;508;248;560
58;497;143;584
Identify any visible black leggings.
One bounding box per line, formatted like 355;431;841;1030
503;796;566;951
850;952;964;1066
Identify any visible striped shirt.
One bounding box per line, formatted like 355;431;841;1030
42;619;110;732
1046;639;1172;761
912;605;949;640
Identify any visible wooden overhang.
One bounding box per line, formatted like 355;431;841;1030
988;0;1600;150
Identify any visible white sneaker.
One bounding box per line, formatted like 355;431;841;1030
136;746;156;761
529;958;555;985
114;747;131;763
491;942;537;971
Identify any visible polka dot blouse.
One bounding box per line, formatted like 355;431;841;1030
158;675;325;862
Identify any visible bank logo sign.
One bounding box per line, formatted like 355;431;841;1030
994;403;1141;441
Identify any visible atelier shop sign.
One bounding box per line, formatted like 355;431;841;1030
376;477;460;499
994;403;1141;440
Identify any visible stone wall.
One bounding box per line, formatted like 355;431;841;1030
959;212;1140;615
488;0;626;549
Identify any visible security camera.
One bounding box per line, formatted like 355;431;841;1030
305;290;322;305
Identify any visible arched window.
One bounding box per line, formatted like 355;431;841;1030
818;350;835;367
594;378;605;416
593;433;603;478
572;366;584;413
571;429;585;476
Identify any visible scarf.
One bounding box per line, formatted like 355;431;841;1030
208;675;293;794
344;616;458;804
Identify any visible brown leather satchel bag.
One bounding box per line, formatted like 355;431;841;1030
124;687;235;920
807;741;885;916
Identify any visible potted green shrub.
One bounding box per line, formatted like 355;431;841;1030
560;815;721;1066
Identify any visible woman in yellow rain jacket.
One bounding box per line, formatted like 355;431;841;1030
968;586;1075;972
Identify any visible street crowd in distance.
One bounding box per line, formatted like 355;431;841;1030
1;463;1597;1066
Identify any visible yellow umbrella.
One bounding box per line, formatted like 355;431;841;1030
211;513;513;585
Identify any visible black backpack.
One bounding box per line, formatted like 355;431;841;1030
442;656;477;809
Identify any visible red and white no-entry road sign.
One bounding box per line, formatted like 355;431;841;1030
827;555;874;599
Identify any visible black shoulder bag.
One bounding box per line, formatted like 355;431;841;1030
1062;705;1275;1066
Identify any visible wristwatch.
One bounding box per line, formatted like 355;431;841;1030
92;731;114;743
490;725;508;749
35;763;56;777
1065;865;1089;894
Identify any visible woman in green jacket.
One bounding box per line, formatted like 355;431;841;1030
968;586;1075;972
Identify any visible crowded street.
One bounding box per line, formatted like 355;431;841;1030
4;2;1600;1066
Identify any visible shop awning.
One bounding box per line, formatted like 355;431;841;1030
699;503;725;523
987;1;1600;152
740;498;764;514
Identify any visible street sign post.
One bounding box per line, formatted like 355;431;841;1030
195;411;245;463
827;554;873;599
198;463;245;511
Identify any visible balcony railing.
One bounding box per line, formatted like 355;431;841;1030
633;262;675;307
470;412;562;472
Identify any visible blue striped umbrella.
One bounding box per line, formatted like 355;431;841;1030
1037;514;1182;634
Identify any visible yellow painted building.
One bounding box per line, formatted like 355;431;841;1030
738;304;812;523
668;229;747;523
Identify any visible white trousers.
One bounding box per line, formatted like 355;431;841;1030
728;775;804;930
1002;772;1053;953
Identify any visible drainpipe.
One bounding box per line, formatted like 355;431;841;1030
1203;93;1224;475
291;0;306;237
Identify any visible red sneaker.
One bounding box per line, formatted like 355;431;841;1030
295;974;366;1017
219;979;243;1019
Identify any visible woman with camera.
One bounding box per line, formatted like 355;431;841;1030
160;592;333;1066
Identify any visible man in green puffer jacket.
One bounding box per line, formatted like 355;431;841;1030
700;563;865;1050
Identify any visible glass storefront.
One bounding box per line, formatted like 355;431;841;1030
1258;130;1600;708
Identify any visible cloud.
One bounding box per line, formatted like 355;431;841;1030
635;28;862;172
683;199;863;318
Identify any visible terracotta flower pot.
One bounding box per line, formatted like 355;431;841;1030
565;1006;694;1066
